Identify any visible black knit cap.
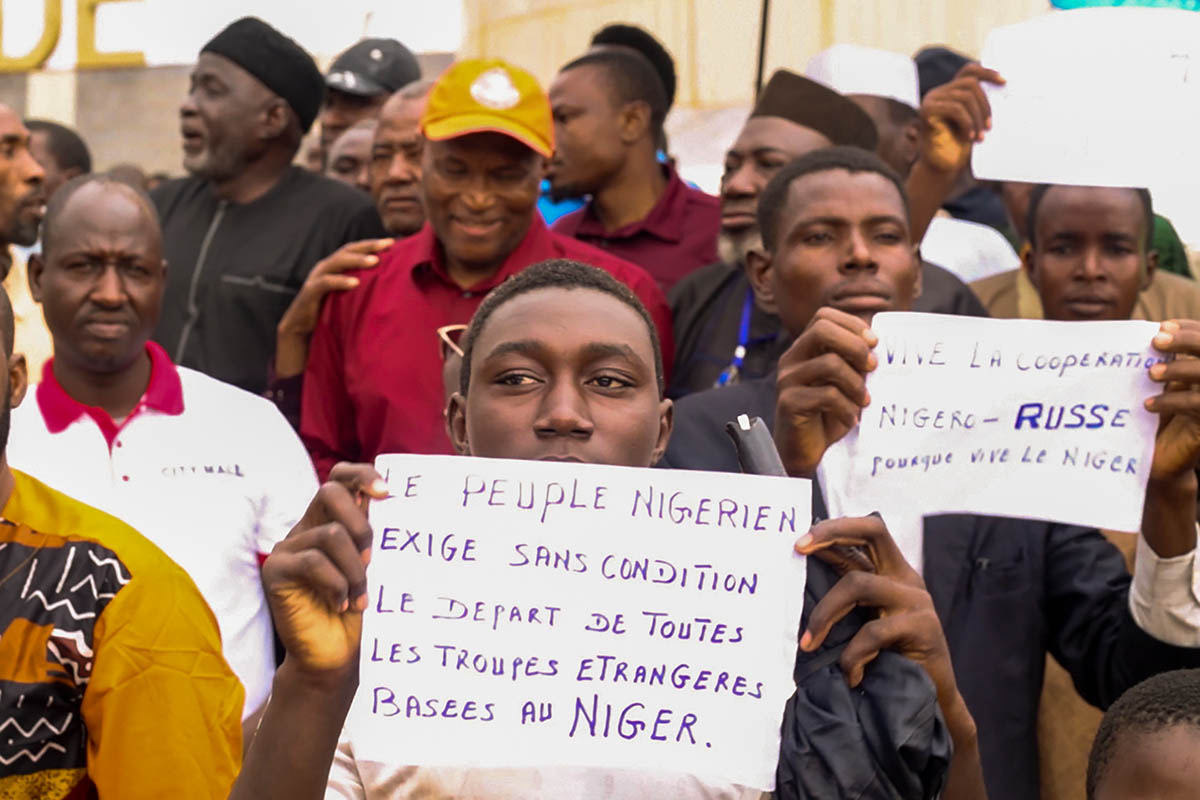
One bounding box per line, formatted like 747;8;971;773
751;69;878;152
201;17;325;133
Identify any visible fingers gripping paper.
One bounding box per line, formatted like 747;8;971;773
349;455;809;790
973;6;1200;189
838;313;1160;532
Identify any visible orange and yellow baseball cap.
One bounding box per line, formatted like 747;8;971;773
421;58;553;158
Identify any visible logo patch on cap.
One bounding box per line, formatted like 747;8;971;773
329;70;359;89
469;67;521;110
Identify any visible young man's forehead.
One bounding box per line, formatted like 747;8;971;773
784;169;907;220
479;289;654;354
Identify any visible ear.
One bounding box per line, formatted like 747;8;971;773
447;391;471;455
62;166;84;183
262;99;291;140
649;398;674;466
618;100;652;145
744;243;779;316
910;245;923;301
1142;248;1158;292
900;118;923;171
8;353;27;409
27;253;45;304
1022;242;1039;290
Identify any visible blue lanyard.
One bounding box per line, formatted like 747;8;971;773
716;288;755;387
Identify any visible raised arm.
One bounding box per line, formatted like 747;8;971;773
230;464;388;800
797;516;987;800
906;64;1005;246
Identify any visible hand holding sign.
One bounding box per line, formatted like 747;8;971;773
825;313;1165;533
1147;320;1200;481
263;463;388;675
796;515;957;697
775;308;878;478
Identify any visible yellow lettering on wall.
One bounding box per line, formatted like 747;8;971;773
77;0;143;69
0;0;62;73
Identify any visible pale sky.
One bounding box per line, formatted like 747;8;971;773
3;0;464;69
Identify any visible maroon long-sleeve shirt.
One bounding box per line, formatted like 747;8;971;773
300;216;674;480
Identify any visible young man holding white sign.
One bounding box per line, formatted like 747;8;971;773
664;146;1200;800
231;261;986;800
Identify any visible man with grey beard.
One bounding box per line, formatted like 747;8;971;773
668;70;988;398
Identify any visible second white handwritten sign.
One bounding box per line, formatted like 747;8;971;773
840;313;1161;532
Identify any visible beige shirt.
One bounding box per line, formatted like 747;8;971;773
3;249;54;382
327;738;766;800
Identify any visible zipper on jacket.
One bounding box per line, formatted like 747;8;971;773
174;200;227;362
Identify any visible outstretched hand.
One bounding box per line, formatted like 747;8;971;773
918;63;1005;175
775;307;877;478
795;516;958;704
1146;320;1200;481
262;462;389;676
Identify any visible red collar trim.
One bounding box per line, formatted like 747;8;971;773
37;342;185;448
406;216;554;292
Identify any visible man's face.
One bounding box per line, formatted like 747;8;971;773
0;109;45;249
754;168;919;337
719;116;832;265
1094;726;1200;800
1026;185;1152;322
180;53;275;181
28;130;75;201
547;64;627;198
422;133;543;274
848;94;919;177
326;124;375;193
369;94;426;236
30;183;165;375
449;287;671;467
320;88;387;153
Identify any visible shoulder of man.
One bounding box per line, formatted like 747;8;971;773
313;235;422;346
916;261;991;318
968;269;1020;319
4;469;214;603
681;181;722;214
661;377;776;473
549;206;585;235
177;364;305;429
1140;269;1200;322
550;230;664;297
668;260;738;316
293;165;384;210
148;175;205;218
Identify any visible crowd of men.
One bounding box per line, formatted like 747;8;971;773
3;13;1200;800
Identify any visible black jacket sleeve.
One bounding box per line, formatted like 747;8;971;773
1044;523;1200;708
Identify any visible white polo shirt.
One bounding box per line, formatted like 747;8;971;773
9;342;319;718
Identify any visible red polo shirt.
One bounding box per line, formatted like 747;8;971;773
552;165;721;292
300;215;673;479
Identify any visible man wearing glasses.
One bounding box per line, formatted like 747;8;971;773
298;59;670;480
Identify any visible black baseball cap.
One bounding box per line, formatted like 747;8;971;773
325;38;421;97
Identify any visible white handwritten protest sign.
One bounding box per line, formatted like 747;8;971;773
971;7;1200;248
832;313;1160;532
347;454;809;790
